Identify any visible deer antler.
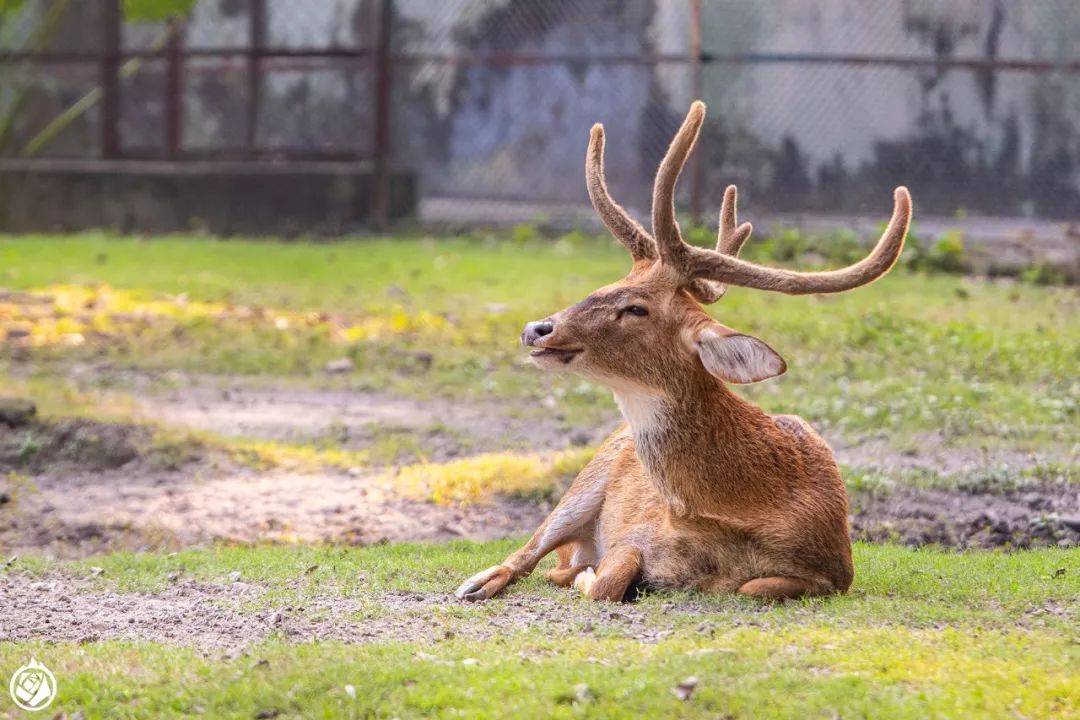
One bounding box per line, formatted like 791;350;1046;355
587;101;911;297
688;185;755;303
587;124;657;262
651;101;705;269
651;102;911;296
652;103;752;303
717;184;754;256
684;187;910;294
586;111;749;297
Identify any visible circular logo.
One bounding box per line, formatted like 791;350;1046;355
9;659;57;712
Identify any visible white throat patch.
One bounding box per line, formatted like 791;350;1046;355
612;386;665;435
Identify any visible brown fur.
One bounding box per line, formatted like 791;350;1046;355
455;102;911;603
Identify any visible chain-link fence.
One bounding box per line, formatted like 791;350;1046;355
2;0;1080;226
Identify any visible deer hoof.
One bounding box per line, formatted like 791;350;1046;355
455;565;513;601
572;566;596;597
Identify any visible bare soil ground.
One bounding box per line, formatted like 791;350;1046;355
851;485;1078;549
0;439;547;559
135;380;603;459
0;464;547;559
0;382;1076;559
3;567;1075;651
0;572;719;649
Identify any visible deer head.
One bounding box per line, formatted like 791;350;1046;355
521;101;912;395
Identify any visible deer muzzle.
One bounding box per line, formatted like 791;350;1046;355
521;320;554;347
522;319;582;365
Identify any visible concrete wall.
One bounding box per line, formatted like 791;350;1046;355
386;0;1080;218
0;161;415;235
7;0;1080;228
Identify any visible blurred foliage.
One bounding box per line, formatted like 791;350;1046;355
0;0;193;21
123;0;196;21
1020;262;1068;286
905;229;969;274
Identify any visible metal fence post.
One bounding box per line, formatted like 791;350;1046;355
246;0;266;157
164;18;185;160
371;0;393;228
101;0;121;158
688;0;704;227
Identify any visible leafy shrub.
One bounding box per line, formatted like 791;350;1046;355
906;229;969;274
682;224;714;249
510;223;541;245
755;227;808;262
1020;262;1067;286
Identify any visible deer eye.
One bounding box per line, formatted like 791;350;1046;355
620;305;649;318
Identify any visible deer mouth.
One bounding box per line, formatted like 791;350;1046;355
529;347;582;364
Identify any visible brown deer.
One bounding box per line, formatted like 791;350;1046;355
456;101;911;602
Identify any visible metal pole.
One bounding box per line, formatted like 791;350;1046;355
164;18;184;160
371;0;393;228
246;0;265;156
688;0;704;227
101;0;121;158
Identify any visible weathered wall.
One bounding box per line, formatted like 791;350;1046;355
688;1;1080;217
0;161;414;235
6;0;1080;225
387;0;1080;219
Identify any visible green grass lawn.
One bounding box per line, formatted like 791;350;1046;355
1;232;1077;446
2;541;1078;719
1;232;1077;719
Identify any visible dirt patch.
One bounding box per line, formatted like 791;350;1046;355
0;395;1075;558
3;570;1075;652
0;399;553;557
852;483;1080;549
0;417;145;473
2;450;1074;559
0;462;547;558
0;572;810;650
135;381;609;461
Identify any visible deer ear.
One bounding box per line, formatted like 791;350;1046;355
694;327;787;384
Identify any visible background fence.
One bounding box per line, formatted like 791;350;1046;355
3;0;1080;227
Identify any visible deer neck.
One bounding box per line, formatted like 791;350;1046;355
612;374;775;517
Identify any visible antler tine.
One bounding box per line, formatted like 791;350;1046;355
717;184;753;255
651;101;705;267
586;123;657;262
685;187;913;295
688;185;755;303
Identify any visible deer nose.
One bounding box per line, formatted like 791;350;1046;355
521;320;554;346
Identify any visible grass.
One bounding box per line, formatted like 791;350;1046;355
395;447;596;504
7;540;1078;617
1;232;1077;448
0;231;1077;717
3;629;1076;719
2;541;1078;719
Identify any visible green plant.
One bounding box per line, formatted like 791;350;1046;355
510;223;540;245
16;430;42;460
682;224;714;249
755;226;808;262
907;229;968;274
1020;262;1067;286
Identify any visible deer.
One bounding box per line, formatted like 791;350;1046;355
455;101;911;602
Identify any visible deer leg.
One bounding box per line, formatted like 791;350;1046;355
547;562;594;587
737;576;815;600
455;466;608;601
573;545;642;602
545;542;595;587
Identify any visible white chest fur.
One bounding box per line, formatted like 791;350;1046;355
612;386;665;435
